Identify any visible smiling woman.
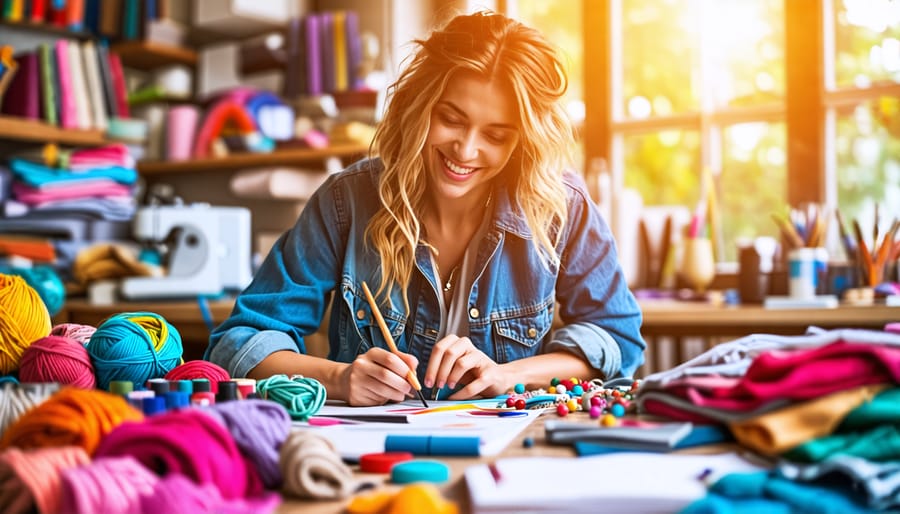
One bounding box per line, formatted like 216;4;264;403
205;11;646;406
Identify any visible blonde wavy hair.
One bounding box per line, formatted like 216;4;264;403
367;11;575;311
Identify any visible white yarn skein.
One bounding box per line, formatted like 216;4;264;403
280;430;367;500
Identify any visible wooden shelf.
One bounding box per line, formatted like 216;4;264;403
137;144;370;175
0;19;92;40
110;40;198;71
0;115;106;146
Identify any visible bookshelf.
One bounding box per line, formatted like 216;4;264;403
109;40;198;71
0;115;106;146
137;144;370;175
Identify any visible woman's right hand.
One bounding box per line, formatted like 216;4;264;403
339;347;419;406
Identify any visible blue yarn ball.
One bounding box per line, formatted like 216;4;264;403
87;311;183;390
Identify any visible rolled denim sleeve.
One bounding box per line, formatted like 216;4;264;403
208;328;299;378
544;322;623;380
552;173;646;378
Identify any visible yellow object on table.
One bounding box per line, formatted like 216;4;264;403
347;484;458;514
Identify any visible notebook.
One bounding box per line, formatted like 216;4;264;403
465;452;768;514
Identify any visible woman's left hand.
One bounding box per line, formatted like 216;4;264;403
424;335;511;400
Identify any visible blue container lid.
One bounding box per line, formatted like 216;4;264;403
391;460;450;484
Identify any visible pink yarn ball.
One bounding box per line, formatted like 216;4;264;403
50;323;97;345
165;360;230;393
19;335;97;388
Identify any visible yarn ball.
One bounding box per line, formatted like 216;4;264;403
95;408;263;499
141;474;282;514
164;360;230;394
206;399;292;488
0;383;59;435
60;455;158;514
87;312;183;391
0;388;143;455
50;323;97;345
0;446;90;514
19;335;96;389
280;430;358;500
256;374;327;421
0;274;52;374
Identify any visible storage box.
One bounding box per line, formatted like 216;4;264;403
194;0;291;36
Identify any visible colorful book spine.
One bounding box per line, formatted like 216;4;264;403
107;51;129;118
304;13;322;96
320;12;336;94
81;40;107;130
333;10;348;92
67;41;93;129
54;39;77;129
38;44;59;126
345;10;363;90
0;51;39;119
95;41;118;118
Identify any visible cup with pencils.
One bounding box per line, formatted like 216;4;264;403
771;204;829;299
835;207;899;288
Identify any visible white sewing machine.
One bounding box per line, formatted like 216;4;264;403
120;204;253;299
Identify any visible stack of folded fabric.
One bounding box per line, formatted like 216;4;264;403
4;144;138;221
636;325;900;512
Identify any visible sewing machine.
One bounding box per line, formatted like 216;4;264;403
120;204;253;299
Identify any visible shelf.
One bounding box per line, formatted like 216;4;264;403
0;115;106;146
0;19;93;40
137;144;370;175
110;40;198;71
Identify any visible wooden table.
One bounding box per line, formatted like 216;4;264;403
274;414;572;514
638;300;900;375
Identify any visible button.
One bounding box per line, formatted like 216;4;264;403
527;327;537;338
356;309;366;320
469;307;480;318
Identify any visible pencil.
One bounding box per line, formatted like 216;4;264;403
771;213;804;249
835;209;857;261
360;281;429;408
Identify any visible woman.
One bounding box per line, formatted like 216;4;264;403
206;11;645;405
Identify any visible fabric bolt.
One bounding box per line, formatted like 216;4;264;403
778;454;900;511
783;424;900;464
206;399;292;489
655;342;900;413
728;384;887;456
142;474;282;514
280;430;366;500
0;388;143;455
207;158;645;395
60;455;158;514
69;143;136;170
94;407;263;499
681;470;873;514
642;327;900;388
0;446;89;514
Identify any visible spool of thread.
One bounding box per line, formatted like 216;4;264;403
0;274;52;374
147;378;170;396
87;312;183;391
233;378;256;399
163;391;189;410
142;396;167;416
190;392;215;406
165;361;229;393
50;323;96;345
191;379;211;393
175;380;193;394
109;381;134;396
216;381;239;403
0;388;143;455
18;335;96;389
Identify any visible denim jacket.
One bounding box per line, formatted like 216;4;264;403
206;159;645;396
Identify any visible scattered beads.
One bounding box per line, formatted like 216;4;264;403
514;383;525;394
502;377;642;420
522;436;534;448
610;403;626;417
589;405;602;419
601;413;617;426
514;398;526;410
556;403;568;417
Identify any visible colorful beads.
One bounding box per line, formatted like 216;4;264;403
589;405;602;419
601;413;617;426
556;403;569;417
502;377;641;420
514;383;525;394
522;436;534;448
610;403;626;417
514;398;526;410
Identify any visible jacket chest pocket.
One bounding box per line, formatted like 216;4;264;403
341;286;407;356
492;304;553;363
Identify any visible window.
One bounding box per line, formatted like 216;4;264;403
507;0;900;269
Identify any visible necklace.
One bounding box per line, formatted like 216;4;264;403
443;265;459;293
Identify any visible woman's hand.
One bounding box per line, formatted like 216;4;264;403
424;335;511;400
340;347;419;406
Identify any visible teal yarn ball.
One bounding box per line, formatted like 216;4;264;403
87;311;183;390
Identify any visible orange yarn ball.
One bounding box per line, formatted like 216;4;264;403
0;274;52;374
0;388;143;455
19;336;97;389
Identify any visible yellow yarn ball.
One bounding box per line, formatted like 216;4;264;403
0;274;52;374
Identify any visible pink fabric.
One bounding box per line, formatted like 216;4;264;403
640;398;717;423
60;456;158;514
12;181;131;205
661;342;900;412
94;408;263;499
141;474;281;514
69;144;135;170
